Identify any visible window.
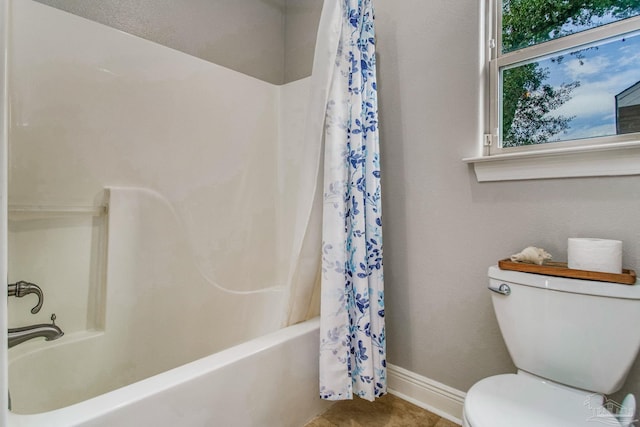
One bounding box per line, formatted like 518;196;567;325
488;0;640;154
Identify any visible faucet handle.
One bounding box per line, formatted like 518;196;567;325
7;281;44;314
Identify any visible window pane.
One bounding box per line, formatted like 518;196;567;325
502;0;640;53
501;31;640;147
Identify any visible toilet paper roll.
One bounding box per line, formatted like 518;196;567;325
567;238;622;274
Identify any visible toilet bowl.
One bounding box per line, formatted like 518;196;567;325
462;266;640;427
463;373;622;427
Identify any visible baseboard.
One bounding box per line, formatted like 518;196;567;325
387;364;466;425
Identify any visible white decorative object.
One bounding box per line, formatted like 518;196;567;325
568;238;623;274
510;246;552;265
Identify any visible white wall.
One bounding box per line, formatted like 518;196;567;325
33;0;287;84
284;0;323;83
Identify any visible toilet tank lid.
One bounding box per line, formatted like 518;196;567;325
489;266;640;300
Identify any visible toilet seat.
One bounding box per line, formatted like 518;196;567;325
464;373;621;427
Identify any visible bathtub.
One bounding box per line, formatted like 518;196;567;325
8;317;329;427
6;187;329;426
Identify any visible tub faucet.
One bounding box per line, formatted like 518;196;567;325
8;281;44;314
8;314;64;349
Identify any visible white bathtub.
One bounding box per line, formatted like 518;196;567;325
8;317;329;427
7;187;330;426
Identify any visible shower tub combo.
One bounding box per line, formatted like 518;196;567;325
8;188;329;427
5;1;329;426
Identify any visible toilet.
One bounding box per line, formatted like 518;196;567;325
463;266;640;427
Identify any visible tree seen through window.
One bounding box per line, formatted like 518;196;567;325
501;0;640;147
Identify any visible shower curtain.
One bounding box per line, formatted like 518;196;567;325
319;0;385;402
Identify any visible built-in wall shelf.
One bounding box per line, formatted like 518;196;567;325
8;205;108;218
7;197;110;335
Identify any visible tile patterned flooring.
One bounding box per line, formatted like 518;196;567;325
304;394;460;426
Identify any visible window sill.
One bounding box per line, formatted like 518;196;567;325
463;141;640;182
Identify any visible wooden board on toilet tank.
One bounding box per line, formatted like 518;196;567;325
498;259;637;285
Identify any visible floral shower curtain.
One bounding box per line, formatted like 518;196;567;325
319;0;385;402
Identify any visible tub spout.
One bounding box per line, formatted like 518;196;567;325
8;314;64;349
8;281;44;314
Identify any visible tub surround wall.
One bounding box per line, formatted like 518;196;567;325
276;78;314;293
10;0;282;296
8;0;312;328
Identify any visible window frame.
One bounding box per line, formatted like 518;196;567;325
488;1;640;155
462;0;640;182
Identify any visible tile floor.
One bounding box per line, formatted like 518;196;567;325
304;394;461;426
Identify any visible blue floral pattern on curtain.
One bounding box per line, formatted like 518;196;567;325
319;0;385;402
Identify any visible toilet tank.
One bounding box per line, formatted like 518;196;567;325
489;266;640;394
